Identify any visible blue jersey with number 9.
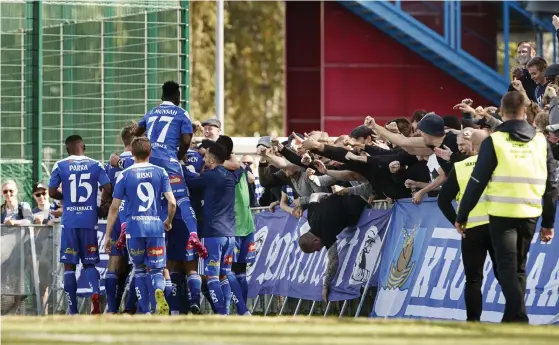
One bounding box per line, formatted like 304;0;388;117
113;162;172;238
138;101;193;161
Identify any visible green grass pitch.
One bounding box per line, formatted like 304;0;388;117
2;316;558;345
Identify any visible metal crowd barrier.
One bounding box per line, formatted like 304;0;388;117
0;199;391;317
247;199;392;318
0;223;62;316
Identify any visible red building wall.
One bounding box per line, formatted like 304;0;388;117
285;1;498;136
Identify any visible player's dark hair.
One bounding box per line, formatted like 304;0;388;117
161;81;180;104
65;135;83;145
131;137;152;160
526;56;547;72
121;122;138;146
207;143;227;164
216;135;234;157
65;135;85;154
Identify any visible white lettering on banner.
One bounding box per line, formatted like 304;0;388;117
311;250;327;286
288;223;309;282
481;257;493;291
279;242;295;280
255;232;282;285
449;257;465;301
298;251;318;283
411;246;443;298
335;228;360;287
526;253;546;307
430;247;458;300
537;260;559;307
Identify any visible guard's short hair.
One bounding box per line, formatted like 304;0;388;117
501;91;526;116
121;122;138;146
131;137;152;160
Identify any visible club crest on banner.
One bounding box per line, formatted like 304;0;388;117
374;224;426;317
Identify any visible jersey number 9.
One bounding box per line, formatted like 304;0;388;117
137;182;155;212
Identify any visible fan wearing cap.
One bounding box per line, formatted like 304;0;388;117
31;182;55;225
201;118;221;142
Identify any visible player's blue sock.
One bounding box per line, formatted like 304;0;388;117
201;280;217;313
177;198;198;233
63;271;78;315
220;279;232;315
207;277;226;315
147;277;156;312
186;274;201;307
227;273;249;315
84;265;100;295
125;276;137;312
134;268;150;314
167;272;180;314
149;268;165;292
105;271;118;313
236;273;249;303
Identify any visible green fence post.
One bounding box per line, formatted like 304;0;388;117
104;7;115;159
147;3;158;107
30;0;43;183
63;4;73;139
180;0;190;112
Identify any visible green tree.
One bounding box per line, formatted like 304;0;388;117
190;1;285;136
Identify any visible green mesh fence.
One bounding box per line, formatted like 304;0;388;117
0;0;189;200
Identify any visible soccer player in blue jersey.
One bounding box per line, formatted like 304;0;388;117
104;137;176;315
133;81;207;259
103;123;137;314
185;142;250;316
164;146;206;315
48;135;111;315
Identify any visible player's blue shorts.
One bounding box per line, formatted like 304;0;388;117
201;236;234;277
59;227;99;265
234;233;256;264
166;218;196;262
149;156;189;198
127;237;166;269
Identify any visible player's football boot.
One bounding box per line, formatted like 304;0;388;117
154;288;170;315
116;223;127;250
187;233;208;259
91;293;101;315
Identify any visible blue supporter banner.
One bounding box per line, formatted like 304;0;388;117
247;208;391;302
371;198;559;325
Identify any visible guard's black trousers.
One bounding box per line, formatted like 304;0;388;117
489;215;537;323
461;223;498;322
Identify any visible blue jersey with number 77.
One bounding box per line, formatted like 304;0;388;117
113;162;172;238
138;101;193;161
48;155;110;229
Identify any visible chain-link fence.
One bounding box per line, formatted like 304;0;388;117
0;0;190;201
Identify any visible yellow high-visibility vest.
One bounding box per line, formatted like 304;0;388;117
485;131;548;218
455;155;489;229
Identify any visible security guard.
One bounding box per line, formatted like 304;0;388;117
456;91;557;323
438;129;498;322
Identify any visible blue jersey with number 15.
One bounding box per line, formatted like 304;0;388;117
113;162;172;238
49;155;110;229
138;101;193;161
